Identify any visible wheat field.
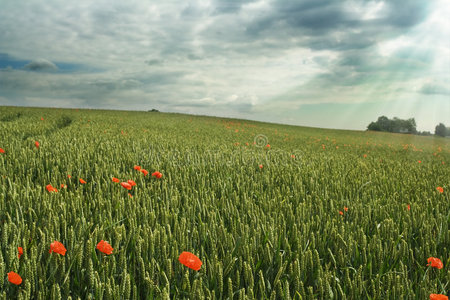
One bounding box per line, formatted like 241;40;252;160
0;106;448;299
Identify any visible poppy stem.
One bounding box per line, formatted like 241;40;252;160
45;256;62;284
102;218;127;232
422;266;430;281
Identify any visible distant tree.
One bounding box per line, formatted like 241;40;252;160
435;123;447;137
391;117;401;132
148;109;160;112
367;121;381;131
404;118;417;134
377;116;391;131
367;116;417;134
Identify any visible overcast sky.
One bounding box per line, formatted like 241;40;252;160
0;0;449;131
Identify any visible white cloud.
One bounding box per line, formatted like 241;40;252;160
345;1;385;21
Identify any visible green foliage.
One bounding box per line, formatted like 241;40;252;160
55;115;73;130
435;123;449;137
0;106;449;298
367;116;417;134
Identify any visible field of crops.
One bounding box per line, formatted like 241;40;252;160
0;106;448;299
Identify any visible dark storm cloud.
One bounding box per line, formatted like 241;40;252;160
212;0;259;14
24;59;58;72
332;47;432;76
247;0;348;34
419;82;450;95
381;0;430;27
240;0;430;51
145;59;164;66
0;62;222;114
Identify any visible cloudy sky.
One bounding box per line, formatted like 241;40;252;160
0;0;449;131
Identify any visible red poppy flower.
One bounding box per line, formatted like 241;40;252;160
18;247;23;259
46;184;58;193
152;171;162;179
67;174;72;178
344;206;348;212
7;271;22;285
140;169;148;176
121;182;132;190
266;144;270;148
339;211;344;216
430;294;448;300
259;164;263;169
407;204;411;211
427;257;443;269
291;154;295;158
127;179;136;186
178;251;202;271
112;177;120;183
49;241;67;256
60;184;67;189
363;154;367;158
35;141;40;148
41;117;44;121
96;240;113;255
134;165;141;171
436;187;444;193
0;148;5;154
418;160;422;163
79;178;87;184
128;193;133;198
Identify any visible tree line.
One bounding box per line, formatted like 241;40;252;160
367;116;449;137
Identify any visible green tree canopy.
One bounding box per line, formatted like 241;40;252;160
367;116;417;134
435;123;448;137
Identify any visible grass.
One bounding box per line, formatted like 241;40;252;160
0;106;449;299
